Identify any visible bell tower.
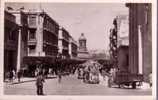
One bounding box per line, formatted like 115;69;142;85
78;33;90;59
79;33;87;52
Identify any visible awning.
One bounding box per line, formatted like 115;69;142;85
23;56;56;65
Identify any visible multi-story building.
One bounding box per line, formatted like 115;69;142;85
5;7;78;77
126;3;152;81
4;10;19;77
58;27;70;59
26;10;59;58
69;36;78;59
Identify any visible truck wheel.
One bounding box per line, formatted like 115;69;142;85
132;82;136;89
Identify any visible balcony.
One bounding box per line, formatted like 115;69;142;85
28;39;37;46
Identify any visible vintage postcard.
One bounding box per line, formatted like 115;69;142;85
0;0;156;100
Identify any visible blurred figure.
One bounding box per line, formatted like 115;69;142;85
17;70;22;82
36;74;45;95
9;70;13;82
12;69;16;80
149;72;152;87
58;70;62;83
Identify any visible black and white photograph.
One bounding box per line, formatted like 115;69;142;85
2;1;155;97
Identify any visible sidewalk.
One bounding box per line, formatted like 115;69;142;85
4;77;36;85
4;75;57;85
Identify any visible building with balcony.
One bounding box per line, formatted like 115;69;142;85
58;27;71;59
4;10;19;78
69;36;78;59
26;10;59;58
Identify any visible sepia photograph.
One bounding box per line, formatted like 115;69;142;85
2;1;154;97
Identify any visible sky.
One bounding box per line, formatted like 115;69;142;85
5;3;128;51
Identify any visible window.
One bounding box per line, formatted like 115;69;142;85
29;45;36;53
8;29;16;40
28;15;36;26
29;29;36;39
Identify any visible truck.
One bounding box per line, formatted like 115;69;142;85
108;46;143;89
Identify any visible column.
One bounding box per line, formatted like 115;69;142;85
17;29;21;72
138;25;143;74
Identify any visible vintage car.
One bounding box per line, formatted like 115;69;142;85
108;70;143;89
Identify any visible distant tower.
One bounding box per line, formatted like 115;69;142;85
79;33;87;52
78;33;90;59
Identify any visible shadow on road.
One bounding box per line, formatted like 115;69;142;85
10;76;57;85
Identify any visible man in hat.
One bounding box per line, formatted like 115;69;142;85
36;73;45;95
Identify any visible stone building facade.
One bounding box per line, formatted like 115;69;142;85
126;3;152;81
4;10;19;77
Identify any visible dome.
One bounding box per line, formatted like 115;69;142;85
79;33;86;40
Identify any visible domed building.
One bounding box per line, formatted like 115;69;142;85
77;33;91;59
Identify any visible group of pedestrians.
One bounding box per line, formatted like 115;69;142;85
6;69;23;83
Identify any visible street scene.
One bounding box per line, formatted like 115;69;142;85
4;3;152;95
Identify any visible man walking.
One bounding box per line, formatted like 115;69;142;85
36;74;45;95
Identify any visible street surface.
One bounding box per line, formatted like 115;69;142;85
4;74;152;95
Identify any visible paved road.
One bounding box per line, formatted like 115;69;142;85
4;74;152;95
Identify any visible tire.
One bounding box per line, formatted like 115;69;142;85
132;82;136;89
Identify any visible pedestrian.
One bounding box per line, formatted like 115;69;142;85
58;70;62;83
36;74;45;95
149;72;152;87
17;70;22;82
9;70;13;82
12;69;16;80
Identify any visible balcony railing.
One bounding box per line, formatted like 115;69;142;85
28;39;37;46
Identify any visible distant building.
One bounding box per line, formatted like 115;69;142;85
126;3;152;82
77;33;91;59
4;10;19;77
69;36;78;59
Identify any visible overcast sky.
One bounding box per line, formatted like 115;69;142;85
5;3;128;51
